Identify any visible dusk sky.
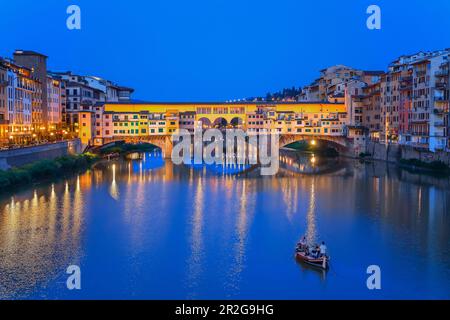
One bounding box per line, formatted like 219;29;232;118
1;0;449;101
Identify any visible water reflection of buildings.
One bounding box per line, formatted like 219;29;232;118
227;179;256;296
0;180;85;299
186;177;205;298
1;149;448;298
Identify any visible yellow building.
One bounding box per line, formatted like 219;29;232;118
79;111;94;145
80;102;347;146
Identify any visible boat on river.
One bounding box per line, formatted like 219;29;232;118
295;244;330;270
295;251;329;270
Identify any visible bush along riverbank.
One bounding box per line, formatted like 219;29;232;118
0;153;99;192
98;143;158;157
399;158;450;175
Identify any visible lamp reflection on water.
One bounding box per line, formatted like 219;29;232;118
306;179;317;245
109;164;120;200
186;177;205;298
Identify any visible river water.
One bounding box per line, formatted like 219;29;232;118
0;151;449;299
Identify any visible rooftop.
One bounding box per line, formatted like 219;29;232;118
14;50;48;58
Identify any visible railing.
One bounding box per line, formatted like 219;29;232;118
435;82;448;90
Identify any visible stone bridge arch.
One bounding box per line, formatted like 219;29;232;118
279;134;351;152
100;136;174;158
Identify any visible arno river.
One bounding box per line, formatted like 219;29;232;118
0;151;449;299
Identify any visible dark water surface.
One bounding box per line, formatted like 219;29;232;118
0;151;449;299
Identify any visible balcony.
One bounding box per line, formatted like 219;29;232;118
435;82;448;90
0;80;7;87
435;70;449;77
434;121;446;127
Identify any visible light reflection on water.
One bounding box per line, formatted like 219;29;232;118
0;150;449;299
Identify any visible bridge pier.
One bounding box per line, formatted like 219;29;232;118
162;136;173;159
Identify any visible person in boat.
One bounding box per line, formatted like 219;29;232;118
312;244;320;258
298;236;307;251
319;241;327;258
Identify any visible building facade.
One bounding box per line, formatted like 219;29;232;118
0;64;8;144
0;58;42;144
13;50;48;127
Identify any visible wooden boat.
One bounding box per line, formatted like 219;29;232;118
295;251;330;270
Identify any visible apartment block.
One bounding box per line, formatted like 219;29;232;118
13;50;48;127
0;58;43;144
385;49;450;151
49;71;134;132
0;64;8;143
299;65;383;103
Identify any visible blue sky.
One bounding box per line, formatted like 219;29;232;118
1;0;449;101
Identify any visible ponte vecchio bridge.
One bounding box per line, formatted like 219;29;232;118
80;101;360;157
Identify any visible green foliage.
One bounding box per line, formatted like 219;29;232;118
246;86;302;102
0;153;99;192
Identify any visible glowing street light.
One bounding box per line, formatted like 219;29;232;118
310;139;317;146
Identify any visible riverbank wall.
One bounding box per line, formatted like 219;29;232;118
0;139;82;170
366;141;450;165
